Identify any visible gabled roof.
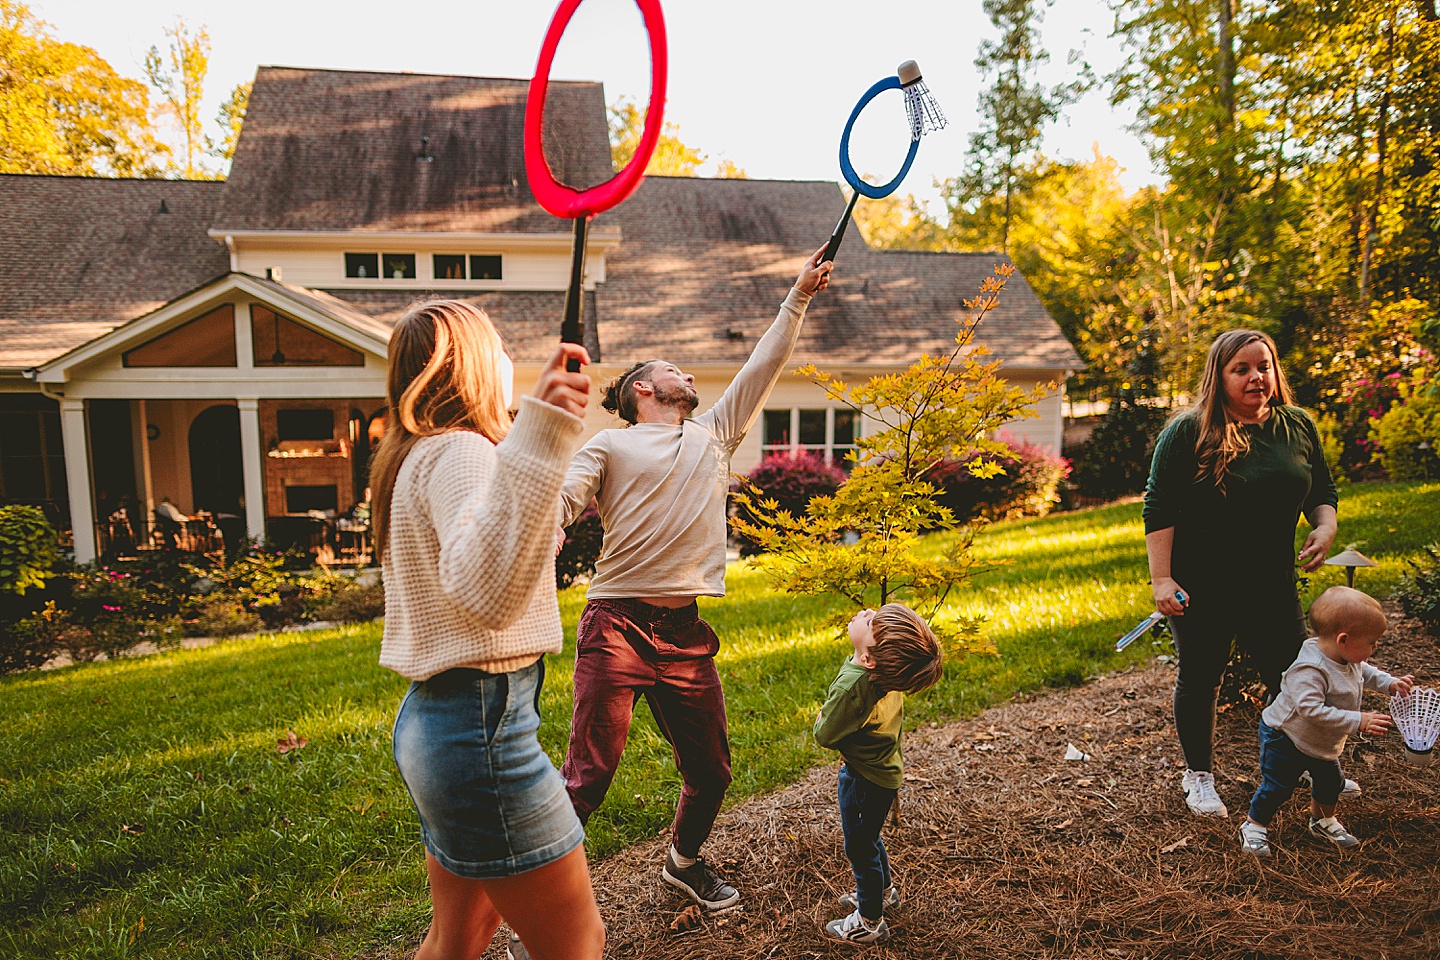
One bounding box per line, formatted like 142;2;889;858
592;176;1083;370
0;175;228;369
213;67;613;235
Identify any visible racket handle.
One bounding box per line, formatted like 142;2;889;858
560;216;589;364
821;191;860;265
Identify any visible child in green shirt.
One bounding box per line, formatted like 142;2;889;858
814;603;944;944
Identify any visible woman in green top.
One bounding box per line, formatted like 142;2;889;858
1143;330;1338;819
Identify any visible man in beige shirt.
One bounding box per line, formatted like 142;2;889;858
557;245;832;911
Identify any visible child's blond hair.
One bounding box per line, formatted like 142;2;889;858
1309;585;1387;640
870;603;943;694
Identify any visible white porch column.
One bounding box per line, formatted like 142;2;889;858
59;398;97;564
237;398;266;541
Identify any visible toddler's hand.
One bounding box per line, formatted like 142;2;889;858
1388;675;1416;697
1359;711;1393;737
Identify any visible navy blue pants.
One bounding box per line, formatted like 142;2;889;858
1248;719;1343;825
838;763;897;922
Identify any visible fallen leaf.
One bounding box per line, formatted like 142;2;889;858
276;731;308;754
1160;836;1190;854
1051;818;1074;830
121;823;145;835
669;904;702;935
1075;778;1095;787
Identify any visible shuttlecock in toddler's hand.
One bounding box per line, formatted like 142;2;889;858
1389;686;1440;767
897;60;947;141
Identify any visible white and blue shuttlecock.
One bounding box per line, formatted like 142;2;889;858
897;61;947;141
1390;686;1440;767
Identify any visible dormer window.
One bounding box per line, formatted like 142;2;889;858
471;255;502;280
434;254;466;280
431;253;504;282
345;253;379;279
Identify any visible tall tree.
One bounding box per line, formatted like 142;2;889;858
209;80;250;166
607;97;705;176
144;18;211;179
852;191;947;251
957;0;1083;252
0;0;164;175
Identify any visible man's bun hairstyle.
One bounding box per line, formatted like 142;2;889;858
603;359;663;425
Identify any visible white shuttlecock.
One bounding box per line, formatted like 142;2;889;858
1390;686;1440;767
897;60;947;141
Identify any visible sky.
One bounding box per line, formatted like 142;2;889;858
39;0;1161;211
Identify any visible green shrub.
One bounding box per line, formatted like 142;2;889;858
307;577;384;623
1314;413;1348;483
1070;397;1168;501
557;504;604;587
186;595;265;638
1369;369;1440;480
0;505;59;596
1395;543;1440;638
20;600;182;663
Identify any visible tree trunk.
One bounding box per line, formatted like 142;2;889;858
1419;0;1437;23
1359;16;1396;306
1217;0;1236;129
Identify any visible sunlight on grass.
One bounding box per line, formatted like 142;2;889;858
3;481;1436;959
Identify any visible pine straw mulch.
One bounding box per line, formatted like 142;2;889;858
570;605;1440;960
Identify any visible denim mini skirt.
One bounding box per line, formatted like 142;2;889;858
392;658;584;879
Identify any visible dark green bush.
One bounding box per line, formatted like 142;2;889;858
557;504;604;589
1070;397;1168;501
308;577;385;623
185;596;263;638
1396;543;1440;637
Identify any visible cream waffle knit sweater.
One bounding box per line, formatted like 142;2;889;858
379;396;584;681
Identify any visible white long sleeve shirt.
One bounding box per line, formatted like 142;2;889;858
379;397;584;680
1262;638;1398;761
559;286;813;599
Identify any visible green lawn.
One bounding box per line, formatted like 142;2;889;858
4;481;1437;959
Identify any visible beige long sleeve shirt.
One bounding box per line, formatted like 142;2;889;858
559;286;813;599
379;397;585;680
1261;638;1398;761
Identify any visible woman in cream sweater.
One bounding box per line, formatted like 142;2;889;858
370;299;600;960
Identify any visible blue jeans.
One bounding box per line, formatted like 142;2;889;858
392;658;584;879
1248;719;1343;825
838;763;897;921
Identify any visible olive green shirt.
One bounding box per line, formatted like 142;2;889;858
1142;405;1337;594
813;659;904;790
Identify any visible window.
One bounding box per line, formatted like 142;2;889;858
761;407;859;469
277;409;335;442
123;305;237;367
252;306;364;367
383;253;416;279
345;253;379;279
0;395;67;507
470;255;503;280
434;254;466;280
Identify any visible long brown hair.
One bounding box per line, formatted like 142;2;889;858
369;300;512;559
1186;329;1294;488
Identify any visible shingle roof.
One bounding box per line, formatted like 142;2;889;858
0;176;228;369
596;176;1083;370
213;67;613;234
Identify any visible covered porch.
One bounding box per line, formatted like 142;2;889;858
30;273;390;564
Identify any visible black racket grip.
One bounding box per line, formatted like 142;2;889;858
566;356;581;373
822;191;860;267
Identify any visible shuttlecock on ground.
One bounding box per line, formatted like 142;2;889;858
1390;686;1440;767
897;60;947;141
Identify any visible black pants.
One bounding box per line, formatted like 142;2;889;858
1169;588;1307;772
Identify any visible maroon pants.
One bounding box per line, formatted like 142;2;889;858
561;598;732;858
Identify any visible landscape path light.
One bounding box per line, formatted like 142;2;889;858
1323;547;1377;588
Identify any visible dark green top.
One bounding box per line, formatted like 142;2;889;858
1143;405;1338;594
813;659;904;790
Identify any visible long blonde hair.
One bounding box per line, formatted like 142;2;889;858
370;300;512;559
1186;329;1294;488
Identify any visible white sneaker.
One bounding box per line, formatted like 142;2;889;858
1309;816;1360;849
839;885;900;911
824;909;890;944
1239;820;1271;857
1181;769;1229;817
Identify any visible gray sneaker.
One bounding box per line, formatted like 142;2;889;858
662;849;740;911
838;885;900;911
1309;816;1360;849
1239;820;1272;857
1298;771;1362;800
506;933;529;960
824;909;891;944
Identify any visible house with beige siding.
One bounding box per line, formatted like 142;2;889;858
0;66;1080;565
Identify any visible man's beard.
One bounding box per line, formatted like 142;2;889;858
653;382;699;415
